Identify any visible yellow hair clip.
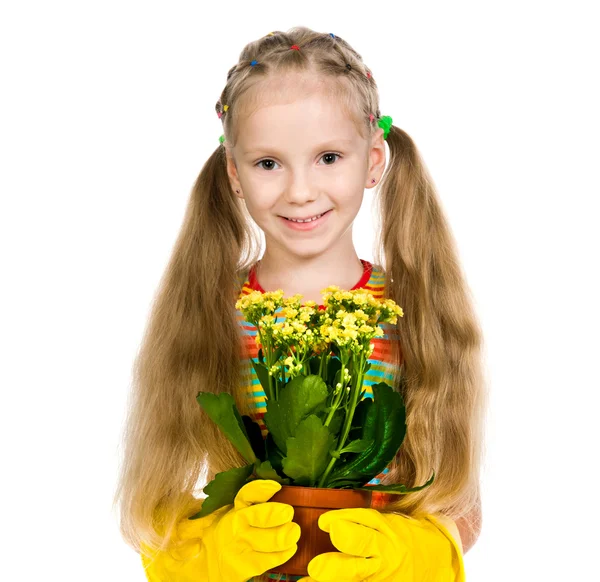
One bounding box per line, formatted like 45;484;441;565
223;104;229;111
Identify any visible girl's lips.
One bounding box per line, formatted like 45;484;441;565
279;209;332;231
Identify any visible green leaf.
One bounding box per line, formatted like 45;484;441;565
281;415;335;487
322;478;364;488
265;431;285;474
196;392;259;465
338;437;374;454
325;382;406;486
347;397;372;442
356;470;435;494
242;415;266;462
324;407;345;436
189;464;254;519
263;375;329;455
254;459;291;484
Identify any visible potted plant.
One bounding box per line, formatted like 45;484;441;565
191;285;434;576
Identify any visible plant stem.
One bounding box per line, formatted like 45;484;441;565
323;382;344;427
257;328;274;403
322;350;348;427
267;336;276;401
317;351;367;488
318;351;325;379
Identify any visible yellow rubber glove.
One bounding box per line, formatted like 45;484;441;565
141;479;301;582
297;507;465;582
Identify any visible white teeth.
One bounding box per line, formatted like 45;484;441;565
287;212;325;223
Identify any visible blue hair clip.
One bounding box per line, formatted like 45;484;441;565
329;33;335;38
250;60;258;66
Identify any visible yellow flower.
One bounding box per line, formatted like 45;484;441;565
237;283;403;381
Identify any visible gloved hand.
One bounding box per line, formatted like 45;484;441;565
297;507;465;582
141;479;301;582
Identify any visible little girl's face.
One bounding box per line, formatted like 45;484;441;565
225;77;385;260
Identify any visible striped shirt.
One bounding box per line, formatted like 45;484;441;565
236;259;403;581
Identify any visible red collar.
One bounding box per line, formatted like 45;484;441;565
248;259;373;308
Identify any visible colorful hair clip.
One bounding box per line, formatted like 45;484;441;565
378;115;393;139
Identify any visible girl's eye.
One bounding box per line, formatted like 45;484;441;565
256;152;342;171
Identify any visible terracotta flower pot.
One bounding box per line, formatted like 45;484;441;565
266;485;393;577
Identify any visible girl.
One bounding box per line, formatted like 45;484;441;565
114;26;488;582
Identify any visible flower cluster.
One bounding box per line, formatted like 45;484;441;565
235;285;403;383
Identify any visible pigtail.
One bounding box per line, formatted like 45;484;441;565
113;142;262;554
372;124;488;527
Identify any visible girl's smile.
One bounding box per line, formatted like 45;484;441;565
279;208;333;231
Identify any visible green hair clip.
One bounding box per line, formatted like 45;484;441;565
378;115;393;139
219;134;225;144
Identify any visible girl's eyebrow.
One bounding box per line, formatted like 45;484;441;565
243;139;355;156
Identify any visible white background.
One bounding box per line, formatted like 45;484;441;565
1;1;598;580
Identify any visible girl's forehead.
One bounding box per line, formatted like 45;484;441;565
240;73;353;117
236;98;362;151
230;74;366;145
240;89;359;132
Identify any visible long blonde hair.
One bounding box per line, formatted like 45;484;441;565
113;26;488;580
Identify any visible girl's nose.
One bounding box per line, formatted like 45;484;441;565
284;173;317;202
